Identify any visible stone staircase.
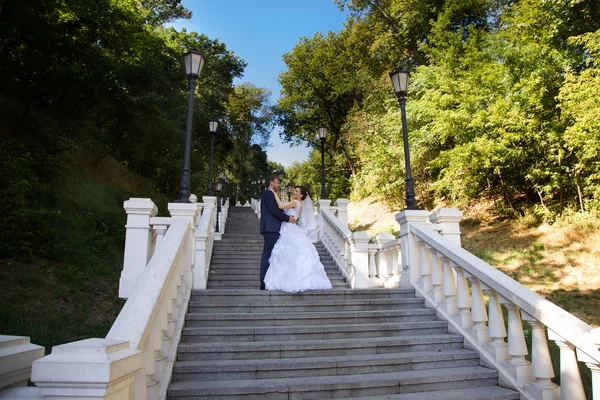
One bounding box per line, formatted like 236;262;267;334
168;207;519;399
207;207;347;289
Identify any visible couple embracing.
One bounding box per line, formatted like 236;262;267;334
259;176;333;293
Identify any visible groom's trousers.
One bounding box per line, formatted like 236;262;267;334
260;232;280;290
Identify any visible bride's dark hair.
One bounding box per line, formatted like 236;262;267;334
296;186;309;201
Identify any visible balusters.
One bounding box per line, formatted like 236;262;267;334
482;285;508;361
453;266;473;329
392;244;400;276
344;240;351;275
498;299;532;384
440;256;457;315
427;246;444;304
521;313;559;398
466;274;489;344
429;248;445;304
413;238;423;282
585;362;599;400
368;247;377;277
547;330;586;400
420;242;433;292
152;321;165;386
143;333;158;400
378;247;394;280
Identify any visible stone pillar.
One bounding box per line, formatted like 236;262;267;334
0;335;44;390
334;198;349;226
318;199;331;212
428;208;463;247
119;198;158;298
31;339;143;400
396;209;430;289
350;232;371;288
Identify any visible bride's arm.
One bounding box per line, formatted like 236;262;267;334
269;189;296;209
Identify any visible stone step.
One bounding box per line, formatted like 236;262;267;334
206;283;350;290
185;308;438;327
207;276;347;286
207;281;260;288
219;239;263;245
181;320;448;342
172;349;479;381
334;386;520;400
212;249;264;255
207;276;347;285
177;334;465;361
208;263;261;268
190;288;417;301
208;266;340;273
187;298;425;313
167;366;499;399
210;257;263;262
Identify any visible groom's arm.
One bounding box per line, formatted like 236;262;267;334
262;191;292;222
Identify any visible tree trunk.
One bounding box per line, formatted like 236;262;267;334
537;191;549;212
575;175;585;213
497;169;519;217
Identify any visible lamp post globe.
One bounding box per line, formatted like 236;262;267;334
286;183;293;201
389;67;419;210
207;120;219;195
318;126;327;199
176;49;205;203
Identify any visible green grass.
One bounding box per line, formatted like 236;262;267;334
0;166;168;353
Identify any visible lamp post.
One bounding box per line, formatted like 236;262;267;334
207;120;218;195
176;49;205;203
318;126;327;199
390;67;420;210
215;178;222;232
286;183;292;201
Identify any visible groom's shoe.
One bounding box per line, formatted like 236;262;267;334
260;282;265;290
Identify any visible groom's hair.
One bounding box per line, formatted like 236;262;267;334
267;175;280;185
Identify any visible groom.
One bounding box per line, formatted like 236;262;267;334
260;175;295;290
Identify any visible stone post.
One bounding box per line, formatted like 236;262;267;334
0;335;44;390
350;232;371;288
318;199;331;212
429;208;463;247
119;198;158;298
31;339;142;400
334;198;349;226
396;210;430;289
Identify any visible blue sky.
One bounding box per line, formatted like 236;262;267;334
171;1;348;167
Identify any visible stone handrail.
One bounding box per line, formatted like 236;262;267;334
105;217;192;400
29;201;200;400
406;220;599;400
194;196;217;289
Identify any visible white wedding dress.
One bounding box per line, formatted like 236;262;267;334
264;199;332;292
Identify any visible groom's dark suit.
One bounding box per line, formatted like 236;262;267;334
260;189;292;290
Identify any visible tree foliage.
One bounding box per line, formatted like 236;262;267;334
279;0;600;218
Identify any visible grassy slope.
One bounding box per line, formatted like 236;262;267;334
0;158;169;352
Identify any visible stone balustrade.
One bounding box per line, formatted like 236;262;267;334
404;218;599;400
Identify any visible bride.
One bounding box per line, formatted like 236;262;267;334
263;186;332;292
